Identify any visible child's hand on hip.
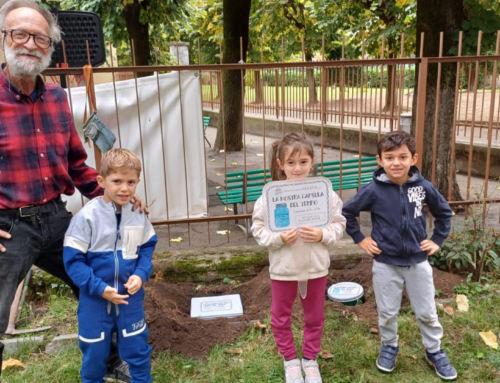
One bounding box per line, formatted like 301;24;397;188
281;228;299;245
358;237;381;257
124;275;143;295
102;286;129;304
420;239;440;255
299;226;323;243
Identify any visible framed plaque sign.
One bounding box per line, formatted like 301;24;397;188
262;177;332;233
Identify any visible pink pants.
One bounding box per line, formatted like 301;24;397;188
270;276;328;360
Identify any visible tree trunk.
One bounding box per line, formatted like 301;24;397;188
123;0;152;77
383;64;396;112
254;70;263;104
411;0;463;201
382;39;397;112
305;51;318;105
213;0;252;152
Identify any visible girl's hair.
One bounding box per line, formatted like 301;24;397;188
270;132;315;181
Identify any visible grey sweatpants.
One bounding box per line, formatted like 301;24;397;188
372;259;443;353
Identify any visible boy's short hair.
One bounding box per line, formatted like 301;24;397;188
100;149;142;177
377;131;416;157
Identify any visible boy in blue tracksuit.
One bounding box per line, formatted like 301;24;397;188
64;149;157;383
342;131;457;381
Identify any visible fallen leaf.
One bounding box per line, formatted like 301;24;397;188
352;314;358;322
195;284;202;291
2;359;24;371
456;294;469;312
437;303;444;310
231;162;238;165
219;149;225;153
253;320;267;329
211;159;216;162
154;272;164;282
479;331;498;349
217;230;230;235
225;207;233;211
369;327;379;335
256;153;264;157
217;173;224;176
444;305;454;316
320;350;335;360
170;237;183;243
411;355;417;360
226;347;243;355
215;186;221;189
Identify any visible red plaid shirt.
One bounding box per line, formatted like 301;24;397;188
0;65;102;209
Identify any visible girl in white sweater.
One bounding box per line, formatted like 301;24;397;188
251;132;345;383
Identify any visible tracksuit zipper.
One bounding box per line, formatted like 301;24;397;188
112;204;121;316
400;185;407;257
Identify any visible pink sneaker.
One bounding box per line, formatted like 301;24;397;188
284;359;304;383
301;359;322;383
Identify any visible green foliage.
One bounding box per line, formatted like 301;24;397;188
430;204;500;282
451;0;500;57
257;66;415;88
453;273;500;297
53;0;194;66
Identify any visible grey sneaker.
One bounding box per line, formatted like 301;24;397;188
284;359;304;383
376;345;399;373
301;359;322;383
426;349;457;381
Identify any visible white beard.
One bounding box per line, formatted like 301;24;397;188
4;44;52;78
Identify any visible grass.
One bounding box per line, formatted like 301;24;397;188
3;293;500;382
202;84;399;104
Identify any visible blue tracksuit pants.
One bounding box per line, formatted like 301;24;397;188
78;291;152;383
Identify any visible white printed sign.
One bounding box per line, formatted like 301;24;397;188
201;300;232;312
263;177;332;233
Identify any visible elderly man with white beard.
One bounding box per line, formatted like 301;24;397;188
0;1;143;381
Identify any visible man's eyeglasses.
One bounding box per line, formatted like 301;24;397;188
1;29;53;49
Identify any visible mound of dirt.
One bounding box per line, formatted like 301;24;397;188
144;258;464;358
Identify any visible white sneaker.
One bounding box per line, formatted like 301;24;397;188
301;359;322;383
284;358;304;383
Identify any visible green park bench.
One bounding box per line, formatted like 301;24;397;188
203;116;212;147
217;156;378;235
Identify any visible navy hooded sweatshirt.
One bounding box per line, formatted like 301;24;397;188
342;166;452;266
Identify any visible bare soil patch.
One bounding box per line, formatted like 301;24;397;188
144;258;464;358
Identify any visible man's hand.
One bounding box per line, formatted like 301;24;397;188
124;275;143;295
280;228;300;245
102;286;129;304
358;237;381;257
299;226;323;243
420;239;440;256
130;194;148;214
0;230;11;253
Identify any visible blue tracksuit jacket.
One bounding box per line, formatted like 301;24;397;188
63;197;157;383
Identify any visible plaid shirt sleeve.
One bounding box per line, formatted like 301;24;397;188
0;70;102;209
66;98;102;201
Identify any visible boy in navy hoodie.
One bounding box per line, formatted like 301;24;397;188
342;131;456;381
